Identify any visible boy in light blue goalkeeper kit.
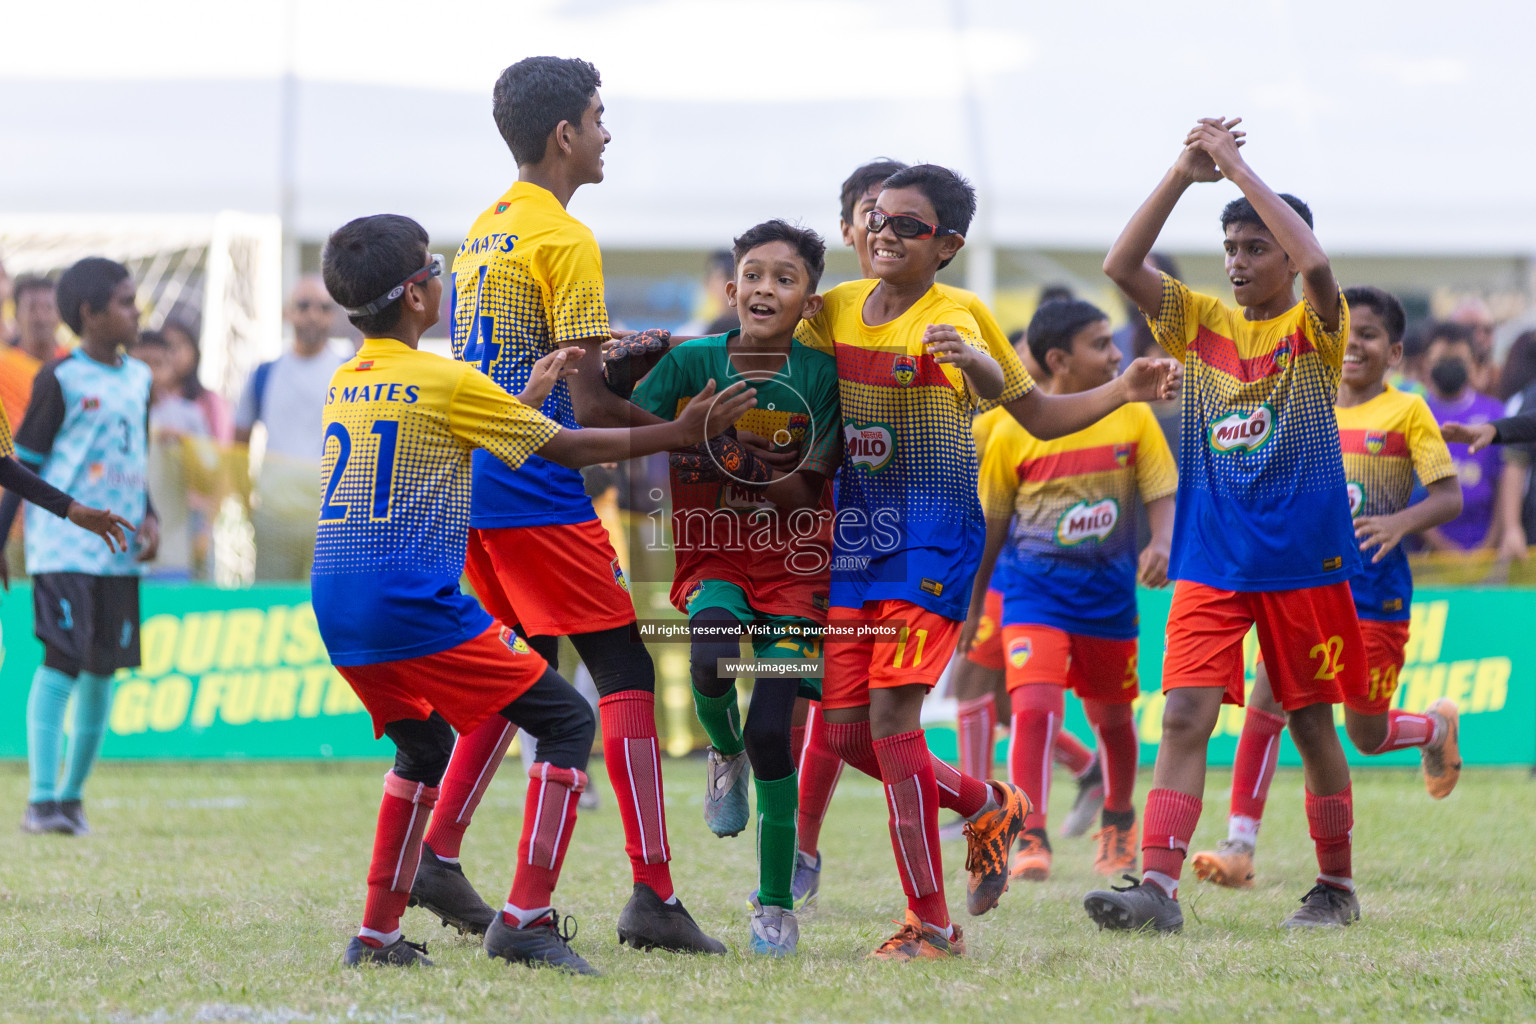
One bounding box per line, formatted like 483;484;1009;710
0;258;159;836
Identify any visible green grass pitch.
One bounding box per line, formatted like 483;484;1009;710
2;760;1532;1023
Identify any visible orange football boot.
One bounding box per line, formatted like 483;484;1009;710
868;911;965;961
1009;828;1052;881
1092;820;1139;876
1191;839;1255;888
1422;698;1462;800
963;782;1030;915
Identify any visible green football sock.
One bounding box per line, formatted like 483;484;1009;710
59;672;114;802
692;683;745;757
755;772;799;910
26;666;75;803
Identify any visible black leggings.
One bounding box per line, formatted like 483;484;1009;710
524;623;655;699
384;668;596;784
688;607;799;782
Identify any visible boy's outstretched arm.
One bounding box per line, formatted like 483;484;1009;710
1188;118;1338;331
1104;119;1240;317
1004;358;1181;440
538;379;757;468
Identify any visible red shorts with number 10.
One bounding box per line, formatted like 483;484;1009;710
1162;580;1367;712
466;520;636;638
1257;617;1409;715
821;600;960;710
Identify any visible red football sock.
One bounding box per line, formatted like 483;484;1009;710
1371;710;1436;754
1084;700;1137;815
1053;727;1095;778
1306;785;1354;889
873;731;949;931
1009;684;1062;832
822;717;882;779
599;691;673;901
790;723;807;766
955;694;996;783
422;714;515;860
361;771;438;941
795;703;844;856
930;754;992;818
1141;788;1202;898
1230;706;1285;822
506;763;588;917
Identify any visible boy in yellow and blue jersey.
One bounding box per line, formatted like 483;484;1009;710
0;258;159;838
313;214;754;973
1087;117;1366;933
963;299;1177;884
797;164;1179;960
1193;285;1464;889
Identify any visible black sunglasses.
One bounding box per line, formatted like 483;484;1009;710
866;209;959;241
343;253;445;317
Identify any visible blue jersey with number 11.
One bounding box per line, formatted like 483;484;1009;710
310;338;561;666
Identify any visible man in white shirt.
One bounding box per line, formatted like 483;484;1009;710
235;275;348;581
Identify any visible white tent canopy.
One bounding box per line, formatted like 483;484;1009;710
3;0;1533;256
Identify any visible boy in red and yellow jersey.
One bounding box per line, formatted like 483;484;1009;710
1086;117;1367;933
964;299;1176;884
1192;286;1463;889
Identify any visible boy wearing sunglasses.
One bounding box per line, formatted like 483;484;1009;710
631;219;840;957
314;214;755;972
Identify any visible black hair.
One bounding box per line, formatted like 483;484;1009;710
879;164;976;270
706;250;735;279
1401;323;1430;361
1039;284;1075;305
321;214;430;336
1424;321;1474;351
1497;330;1536;403
732;220;826;291
1220;193;1313;235
1341;286;1406;347
839;158;909;224
56;257;130;336
161;316;208;400
1027;298;1109;377
492;56;602;166
133;329;169;351
12;273;55;304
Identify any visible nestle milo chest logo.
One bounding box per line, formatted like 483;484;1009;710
1056;498;1119;546
844;421;895;473
1209;405;1275;454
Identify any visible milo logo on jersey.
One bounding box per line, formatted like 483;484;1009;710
845;421;895;474
1347;481;1365;518
1056;498;1119;546
1209;405;1275;454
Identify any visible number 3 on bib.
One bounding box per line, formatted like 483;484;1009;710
1309;635;1344;681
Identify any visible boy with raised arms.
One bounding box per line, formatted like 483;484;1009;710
631;219;840;956
962;298;1175;883
0;258;160;837
312;214;754;972
417;56;725;955
1192;285;1464;889
797;163;1178;959
1085;117;1367;933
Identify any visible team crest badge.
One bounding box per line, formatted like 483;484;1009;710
1114;444;1132;467
892;355;916;387
1007;636;1032;669
787;414;810;443
498;626;533;655
683;580;704;608
611;558;631;594
357;360;374;371
81;397;100;411
1273;344;1291;374
1365;431;1387;456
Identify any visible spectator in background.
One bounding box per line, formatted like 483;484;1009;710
133;331;211;579
1;275;64;580
1449;297;1496;394
1419;322;1507;549
1489;330;1536;563
1393;323;1430;396
162;318;234;444
676;251;738;336
1038;283;1075;305
235;275;347;581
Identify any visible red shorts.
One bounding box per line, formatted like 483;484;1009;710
822;600;960;711
1000;624;1139;704
1355;618;1411;715
336;625;549;738
966;589;1005;670
1162;580;1366;712
466;520;636;637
